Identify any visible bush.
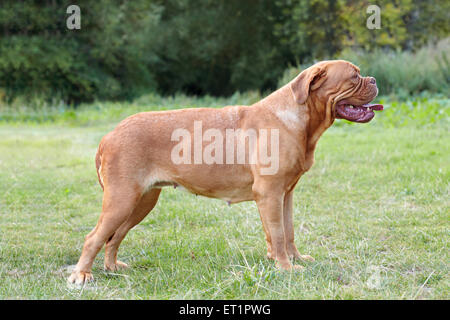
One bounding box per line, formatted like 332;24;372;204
278;39;450;96
0;0;161;104
0;1;448;103
339;38;450;96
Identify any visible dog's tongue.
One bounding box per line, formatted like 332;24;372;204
363;103;384;111
336;103;383;123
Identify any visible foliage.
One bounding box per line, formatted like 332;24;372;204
340;39;450;96
0;0;161;103
0;0;448;103
278;38;450;96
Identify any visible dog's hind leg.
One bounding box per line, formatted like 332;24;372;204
104;188;161;271
68;180;143;285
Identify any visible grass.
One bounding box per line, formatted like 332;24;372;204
0;95;448;299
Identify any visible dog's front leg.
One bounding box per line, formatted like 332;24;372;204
283;190;315;262
253;186;303;271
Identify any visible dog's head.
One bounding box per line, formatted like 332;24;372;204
290;60;383;123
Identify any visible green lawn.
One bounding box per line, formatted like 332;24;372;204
0;96;448;299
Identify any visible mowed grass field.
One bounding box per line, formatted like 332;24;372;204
0;95;448;299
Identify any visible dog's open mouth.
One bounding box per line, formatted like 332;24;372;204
335;102;384;123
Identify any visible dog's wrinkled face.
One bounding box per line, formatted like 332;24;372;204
328;61;383;123
290;60;383;123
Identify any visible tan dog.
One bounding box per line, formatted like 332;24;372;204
68;60;382;284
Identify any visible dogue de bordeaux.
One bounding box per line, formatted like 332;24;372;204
68;60;383;285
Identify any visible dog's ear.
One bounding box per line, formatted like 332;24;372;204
290;66;327;104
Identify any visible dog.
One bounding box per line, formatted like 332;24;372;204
68;60;383;284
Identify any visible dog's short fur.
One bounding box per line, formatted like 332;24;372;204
68;60;379;284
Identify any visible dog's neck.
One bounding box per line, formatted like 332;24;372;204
252;85;335;172
305;93;335;146
253;85;334;141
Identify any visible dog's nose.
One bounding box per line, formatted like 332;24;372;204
369;77;376;84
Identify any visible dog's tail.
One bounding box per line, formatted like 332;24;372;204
95;139;105;191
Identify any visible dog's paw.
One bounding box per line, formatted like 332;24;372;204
291;264;305;271
67;270;94;285
277;262;305;272
287;246;315;262
299;255;315;262
286;245;302;259
104;260;129;272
